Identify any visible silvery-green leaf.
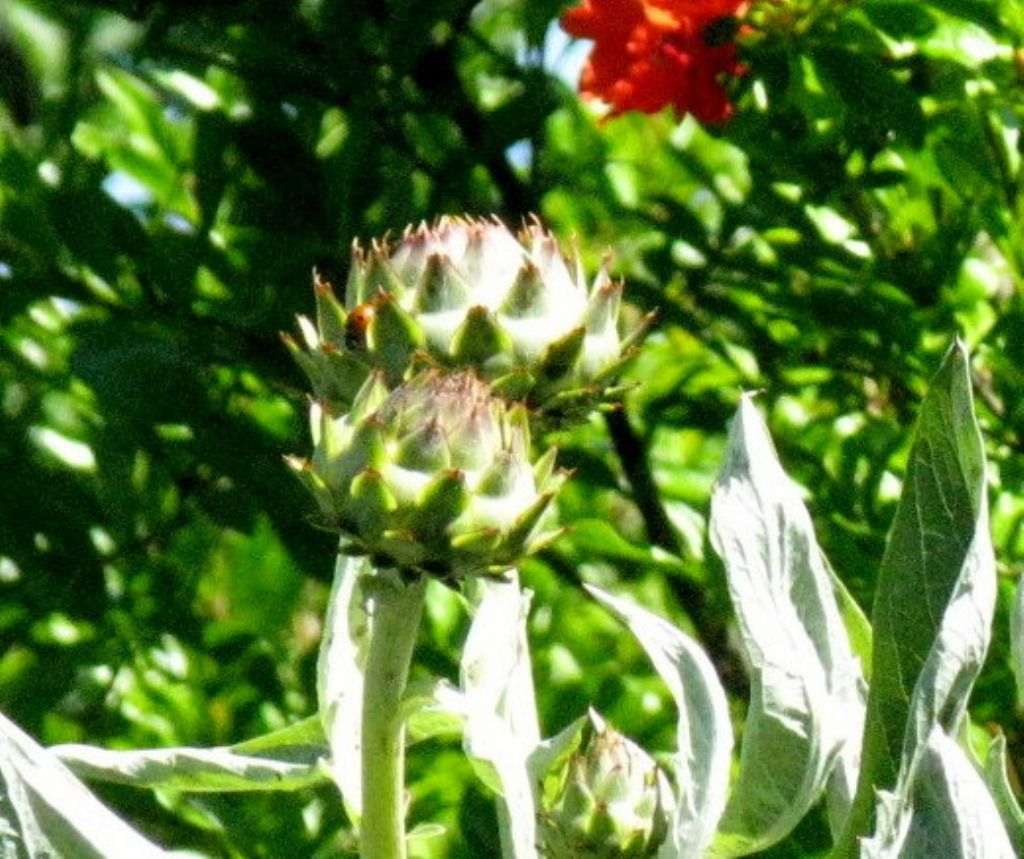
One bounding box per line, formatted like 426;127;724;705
827;561;873;682
822;559;874;833
837;341;995;855
708;396;865;853
526;714;586;791
52;715;328;792
898;510;994;773
460;573;540;859
1012;576;1024;710
860;728;1014;859
0;710;168;858
859;790;908;859
585;586;732;859
980;735;1024;856
316;551;372;821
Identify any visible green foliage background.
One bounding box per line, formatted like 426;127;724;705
0;0;1022;855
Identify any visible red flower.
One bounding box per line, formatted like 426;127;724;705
561;0;748;123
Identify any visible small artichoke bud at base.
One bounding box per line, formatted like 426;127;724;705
538;710;670;859
286;216;652;428
288;369;566;580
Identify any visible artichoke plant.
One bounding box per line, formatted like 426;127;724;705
539;710;670;858
289;368;565;579
284;216;650;427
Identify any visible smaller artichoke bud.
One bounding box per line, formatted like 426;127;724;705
288;369;566;579
286;217;653;428
538;711;670;859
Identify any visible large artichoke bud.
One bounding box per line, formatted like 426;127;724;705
284;216;651;427
539;711;670;858
288;369;566;578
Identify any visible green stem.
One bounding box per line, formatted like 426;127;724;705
360;571;426;859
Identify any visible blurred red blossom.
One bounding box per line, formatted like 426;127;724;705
561;0;748;123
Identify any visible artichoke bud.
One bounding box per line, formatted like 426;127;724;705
347;242;406;304
348;469;396;539
539;711;670;859
298;369;566;578
314;273;347;345
393;421;450;472
452;306;515;372
538;327;587;383
288;216;648;426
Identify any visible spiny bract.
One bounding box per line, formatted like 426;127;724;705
284;216;650;427
288;369;566;578
539;711;670;859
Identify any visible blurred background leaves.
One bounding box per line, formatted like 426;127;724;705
0;0;1021;855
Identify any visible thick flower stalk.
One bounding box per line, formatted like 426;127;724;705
284;216;649;428
560;0;749;123
289;368;565;579
539;711;670;858
290;218;623;859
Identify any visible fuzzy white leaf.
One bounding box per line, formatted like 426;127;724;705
860;728;1014;859
460;574;541;859
0;711;168;858
837;341;998;856
860;790;908;859
316;551;372;821
53;716;328;792
899;506;995;776
980;734;1024;855
709;397;865;854
585;586;733;859
525;715;587;792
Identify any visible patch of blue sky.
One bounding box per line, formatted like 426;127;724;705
102;170;152;209
505;21;591;173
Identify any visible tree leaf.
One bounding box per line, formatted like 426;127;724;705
584;586;733;859
1012;576;1024;710
708;396;866;853
860;728;1014;858
52;716;328;792
836;340;996;855
561;520;698;577
812;45;926;146
0;710;168;858
403;677;465;744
